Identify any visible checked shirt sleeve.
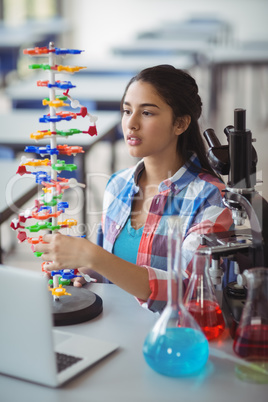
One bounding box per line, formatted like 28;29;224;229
137;177;233;313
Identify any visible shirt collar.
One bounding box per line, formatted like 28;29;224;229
133;159;145;186
132;154;201;194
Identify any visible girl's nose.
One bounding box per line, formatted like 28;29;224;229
127;113;139;130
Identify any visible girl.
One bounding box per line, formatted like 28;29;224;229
35;65;233;312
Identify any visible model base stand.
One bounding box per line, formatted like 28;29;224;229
11;42;103;325
51;286;102;326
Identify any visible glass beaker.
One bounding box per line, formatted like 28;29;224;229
183;249;225;340
233;267;268;383
143;219;209;377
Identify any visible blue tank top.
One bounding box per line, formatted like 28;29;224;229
113;217;143;264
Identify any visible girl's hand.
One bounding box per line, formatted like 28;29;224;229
35;232;92;272
72;276;86;288
73;268;104;286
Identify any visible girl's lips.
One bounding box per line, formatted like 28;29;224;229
127;135;142;146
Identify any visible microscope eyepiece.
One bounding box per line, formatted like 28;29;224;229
234;108;246;131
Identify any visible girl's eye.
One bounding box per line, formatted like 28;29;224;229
143;110;153;116
123;109;131;115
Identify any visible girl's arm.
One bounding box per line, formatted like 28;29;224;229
35;233;151;301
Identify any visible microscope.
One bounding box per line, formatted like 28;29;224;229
202;108;268;337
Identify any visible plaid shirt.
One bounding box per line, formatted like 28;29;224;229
101;154;233;312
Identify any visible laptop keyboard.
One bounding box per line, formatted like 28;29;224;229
56;352;83;373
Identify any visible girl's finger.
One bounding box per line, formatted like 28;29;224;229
72;277;86;288
42;234;54;243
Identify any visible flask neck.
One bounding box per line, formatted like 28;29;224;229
167;269;180;308
244;267;268;304
184;249;218;305
167;222;183;308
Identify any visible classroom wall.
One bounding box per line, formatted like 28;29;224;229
61;0;268;57
60;0;268;202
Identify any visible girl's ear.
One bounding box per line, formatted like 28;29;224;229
175;115;191;136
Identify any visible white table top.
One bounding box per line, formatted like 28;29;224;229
209;45;268;65
5;73;130;103
0;28;43;49
137;18;230;41
0;283;266;402
112;41;268;65
70;53;195;73
112;38;213;54
4;52;194;104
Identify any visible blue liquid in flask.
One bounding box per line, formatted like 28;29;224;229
143;327;209;377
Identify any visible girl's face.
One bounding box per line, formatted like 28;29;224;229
121;80;182;161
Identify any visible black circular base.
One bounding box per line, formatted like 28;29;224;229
50;286;103;326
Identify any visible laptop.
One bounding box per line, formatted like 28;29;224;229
0;265;118;387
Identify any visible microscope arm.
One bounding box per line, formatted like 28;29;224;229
224;190;268;267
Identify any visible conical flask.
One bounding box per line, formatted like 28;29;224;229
233;267;268;383
143;219;209;377
183;249;225;340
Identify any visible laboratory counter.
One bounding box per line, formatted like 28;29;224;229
0;283;266;402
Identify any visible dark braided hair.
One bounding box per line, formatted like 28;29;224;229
121;65;218;178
